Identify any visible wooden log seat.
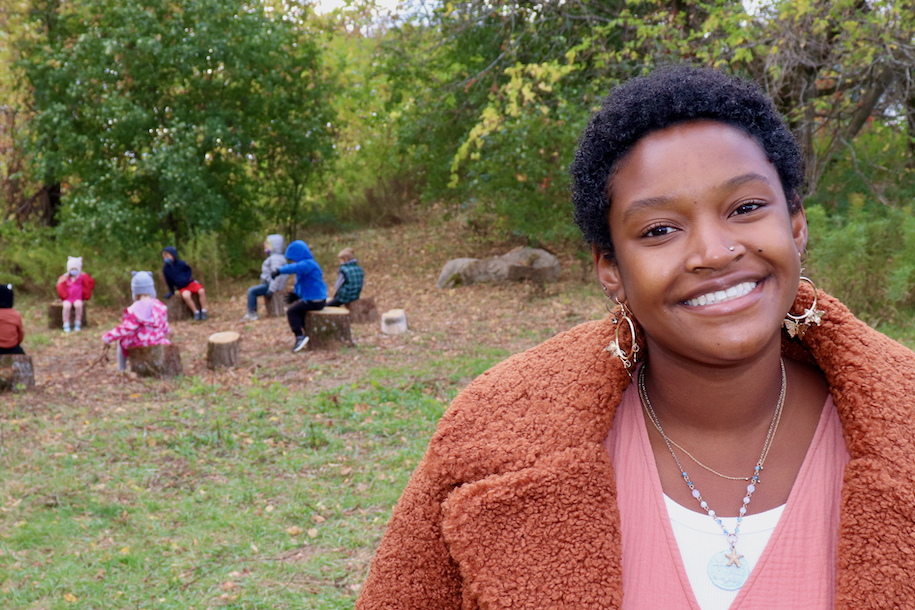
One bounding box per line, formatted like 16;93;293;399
165;293;201;322
344;297;380;324
128;344;183;378
47;301;89;330
207;331;240;369
304;307;353;350
264;292;286;318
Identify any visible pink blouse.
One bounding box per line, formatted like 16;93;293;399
604;377;849;609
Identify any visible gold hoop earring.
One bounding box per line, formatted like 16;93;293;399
605;298;641;376
783;276;824;339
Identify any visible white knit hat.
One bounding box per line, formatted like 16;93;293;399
67;256;83;274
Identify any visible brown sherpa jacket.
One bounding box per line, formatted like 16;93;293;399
357;285;915;610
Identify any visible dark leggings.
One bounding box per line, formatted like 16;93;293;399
286;299;326;336
0;345;25;355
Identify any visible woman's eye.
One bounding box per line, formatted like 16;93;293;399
643;224;676;238
733;201;764;215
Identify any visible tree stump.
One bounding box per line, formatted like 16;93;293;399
128;344;183;378
47;302;89;329
0;354;35;393
304;307;353;350
264;292;286;318
345;297;379;324
381;309;408;335
207;331;240;369
166;293;201;322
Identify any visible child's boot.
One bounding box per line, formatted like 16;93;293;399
200;309;208;321
74;321;81;332
63;322;71;333
193;311;201;321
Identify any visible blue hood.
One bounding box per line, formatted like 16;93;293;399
162;246;178;259
284;240;314;263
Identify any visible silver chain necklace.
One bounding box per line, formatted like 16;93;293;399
637;359;787;591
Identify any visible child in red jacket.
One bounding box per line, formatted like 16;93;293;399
56;256;95;332
0;284;25;354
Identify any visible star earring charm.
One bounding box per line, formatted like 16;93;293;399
783;276;824;339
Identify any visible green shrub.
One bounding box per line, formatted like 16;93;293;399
806;204;915;323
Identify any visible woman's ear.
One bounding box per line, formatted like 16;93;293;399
791;204;809;253
592;244;626;302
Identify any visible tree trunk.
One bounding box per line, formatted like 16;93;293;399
345;297;379;324
304;307;353;350
47;302;89;329
0;354;35;393
207;331;240;369
264;292;286;318
165;293;200;322
128;344;183;378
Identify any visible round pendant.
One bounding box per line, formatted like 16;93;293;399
707;550;751;591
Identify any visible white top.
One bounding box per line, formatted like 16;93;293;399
664;495;785;610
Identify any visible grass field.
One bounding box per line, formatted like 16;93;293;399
1;218;605;609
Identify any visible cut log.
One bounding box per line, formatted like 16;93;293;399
47;302;89;329
207;331;240;369
345;297;379;324
304;307;353;350
264;292;286;318
166;293;201;322
381;309;408;335
128;344;183;378
0;354;35;393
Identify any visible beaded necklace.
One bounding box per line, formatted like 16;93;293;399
637;359;787;591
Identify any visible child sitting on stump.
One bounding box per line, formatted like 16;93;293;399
271;240;326;353
0;284;25;355
327;247;365;307
241;234;289;321
161;246;208;321
56;256;95;332
102;271;170;372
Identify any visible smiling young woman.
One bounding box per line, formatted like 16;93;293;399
356;66;915;610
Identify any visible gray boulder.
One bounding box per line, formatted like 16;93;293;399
436;247;561;289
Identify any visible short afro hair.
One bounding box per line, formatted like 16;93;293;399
570;65;804;259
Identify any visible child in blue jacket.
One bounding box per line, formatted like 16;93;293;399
271;240;326;352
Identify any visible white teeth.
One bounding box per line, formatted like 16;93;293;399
686;281;757;307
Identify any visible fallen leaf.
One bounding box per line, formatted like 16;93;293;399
64;593;78;603
311;515;326;524
286;525;303;536
307;528;318;538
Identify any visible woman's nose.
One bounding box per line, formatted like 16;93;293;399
685;225;744;271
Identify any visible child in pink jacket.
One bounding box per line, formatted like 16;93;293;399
102;271;170;372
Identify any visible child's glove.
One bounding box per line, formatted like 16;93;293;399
164;291;174;300
284;292;298;305
270;269;281;279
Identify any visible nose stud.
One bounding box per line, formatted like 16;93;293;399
729;246;736;251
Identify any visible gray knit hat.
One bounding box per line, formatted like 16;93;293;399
130;271;156;299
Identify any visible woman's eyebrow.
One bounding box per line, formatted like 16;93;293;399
621;172;775;222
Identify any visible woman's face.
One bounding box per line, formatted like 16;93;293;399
595;120;807;366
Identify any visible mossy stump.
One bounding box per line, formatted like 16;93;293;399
0;354;34;393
